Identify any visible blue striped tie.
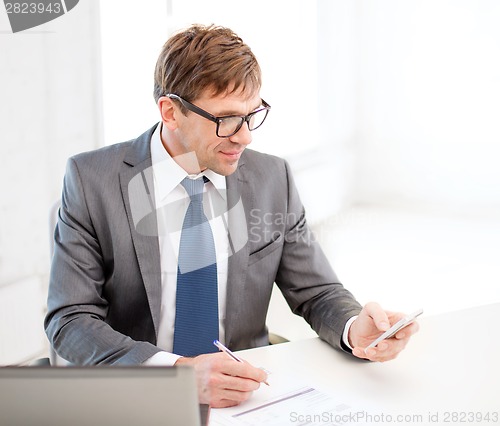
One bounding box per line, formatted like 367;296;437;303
173;177;219;357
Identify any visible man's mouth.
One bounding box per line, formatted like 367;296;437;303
219;150;243;160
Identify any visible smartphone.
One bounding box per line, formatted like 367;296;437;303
365;308;423;352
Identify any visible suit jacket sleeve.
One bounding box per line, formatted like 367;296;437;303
44;153;161;365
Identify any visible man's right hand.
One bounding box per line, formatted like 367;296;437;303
175;352;268;408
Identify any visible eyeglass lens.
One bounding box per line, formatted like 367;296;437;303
218;108;268;137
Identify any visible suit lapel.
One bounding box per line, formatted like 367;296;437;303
224;155;253;346
119;124;162;340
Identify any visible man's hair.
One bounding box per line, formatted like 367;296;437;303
153;24;262;104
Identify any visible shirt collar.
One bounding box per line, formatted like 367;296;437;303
150;122;227;203
203;169;227;200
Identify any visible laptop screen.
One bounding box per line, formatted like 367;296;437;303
0;366;202;426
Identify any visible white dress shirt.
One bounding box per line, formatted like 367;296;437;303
144;123;229;365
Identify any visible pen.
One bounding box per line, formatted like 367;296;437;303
213;340;269;386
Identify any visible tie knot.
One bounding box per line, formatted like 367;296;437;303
181;177;205;201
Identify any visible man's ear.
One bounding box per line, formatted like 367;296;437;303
157;96;178;130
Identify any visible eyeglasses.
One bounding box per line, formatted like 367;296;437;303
165;94;271;138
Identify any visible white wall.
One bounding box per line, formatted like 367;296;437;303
352;0;500;209
99;0;169;145
0;0;103;364
323;0;500;312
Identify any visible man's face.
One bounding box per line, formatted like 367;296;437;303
167;89;262;176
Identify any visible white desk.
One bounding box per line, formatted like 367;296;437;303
214;303;499;425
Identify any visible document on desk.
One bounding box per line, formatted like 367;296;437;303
210;372;364;426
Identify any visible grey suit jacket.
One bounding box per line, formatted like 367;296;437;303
45;124;362;365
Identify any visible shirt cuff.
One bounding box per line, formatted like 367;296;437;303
142;351;182;366
342;315;358;351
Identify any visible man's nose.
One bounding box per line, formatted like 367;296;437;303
228;122;252;146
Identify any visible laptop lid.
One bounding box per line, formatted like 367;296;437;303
0;366;202;426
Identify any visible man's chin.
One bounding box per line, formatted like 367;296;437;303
211;160;240;176
220;162;240;176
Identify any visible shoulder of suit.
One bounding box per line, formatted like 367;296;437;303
69;124;157;165
70;140;133;163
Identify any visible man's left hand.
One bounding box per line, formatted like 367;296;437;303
348;302;420;362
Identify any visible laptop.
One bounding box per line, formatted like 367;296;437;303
0;366;205;426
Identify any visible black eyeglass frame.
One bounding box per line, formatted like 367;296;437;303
165;93;271;138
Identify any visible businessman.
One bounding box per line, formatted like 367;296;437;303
45;24;419;408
